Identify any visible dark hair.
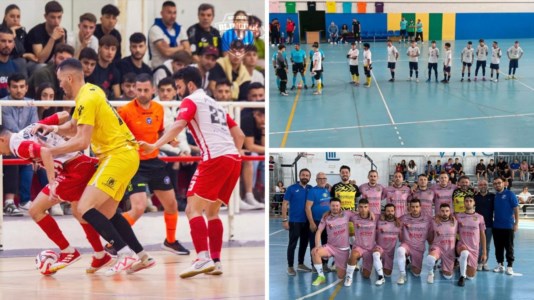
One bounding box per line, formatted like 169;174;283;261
121;72;136;84
445;42;451;47
0;26;13;35
45;1;63;15
57;58;83;72
330;197;341;203
363;43;370;48
246;45;258;53
439;203;450;209
7;73;26;86
35;82;55;100
278;44;285;50
79;47;98;61
340;165;351;172
418;174;427;178
479;39;484;42
129;32;146;44
158;77;176;89
233;10;248;22
2;4;19;27
248;82;264;92
359;198;369;205
468;41;472;44
410;198;421;205
99;35;119;47
394;171;404;178
171;50;192;65
368;170;378;176
248;15;262;27
198;3;214;14
162;1;176;8
215;78;232;88
79;12;97;24
384;203;395;210
101;4;120;16
172;66;202;89
135;73;153;84
458;175;470;182
299;168;311;176
54;43;75;56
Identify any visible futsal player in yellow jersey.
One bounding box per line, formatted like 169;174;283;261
32;59;154;276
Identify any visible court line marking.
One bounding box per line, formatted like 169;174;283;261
280;88;302;147
371;70;405;146
295;279;342;300
513;78;534;91
270;112;534;135
328;282;343;300
270;229;285;236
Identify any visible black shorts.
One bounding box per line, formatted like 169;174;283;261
509;59;519;68
128;158;173;194
349;65;359;75
490;63;500;70
476;60;486;68
428;62;438;70
387;62;396;69
364;64;372;76
408;32;415;37
400;29;407;36
292;62;305;73
443;66;451;73
409;61;418;70
276;68;287;80
313;70;323;80
462;62;472;67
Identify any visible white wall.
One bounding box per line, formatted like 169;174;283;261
270;0;534;13
1;0;265;57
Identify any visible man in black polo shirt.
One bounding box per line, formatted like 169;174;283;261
87;35;121;99
187;3;222;63
474;179;495;271
119;33;152;75
94;4;122;63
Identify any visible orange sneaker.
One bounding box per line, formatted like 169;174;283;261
86;252;114;273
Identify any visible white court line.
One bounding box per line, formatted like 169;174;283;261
270;112;534;135
371;71;405;146
514;78;534;92
295;279;342;300
270;229;285;236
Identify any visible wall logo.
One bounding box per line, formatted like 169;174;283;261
326;152;340;161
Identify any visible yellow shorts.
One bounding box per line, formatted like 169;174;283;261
89;149;140;201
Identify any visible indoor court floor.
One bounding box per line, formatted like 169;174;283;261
270;39;534;148
269;218;534;300
0;211;265;299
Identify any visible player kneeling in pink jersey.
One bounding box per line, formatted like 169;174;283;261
373;203;402;285
423;203;457;284
311;198;351;286
456;196;487;286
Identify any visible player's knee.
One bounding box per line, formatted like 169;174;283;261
28;205;44;221
363;270;371;278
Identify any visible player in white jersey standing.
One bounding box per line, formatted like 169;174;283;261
406;40;420;82
474;39;489;81
363;43;373;87
386;39;399;82
347;42;359;85
490;41;502;82
312;43;323;95
461;41;474;82
507;41;524;79
442;42;452;84
427;40;439;82
140;66;245;278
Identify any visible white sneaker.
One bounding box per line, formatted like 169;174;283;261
179;258;215;278
375;276;385;286
427;273;434;284
244;195;265;209
239;200;256;210
344;275;353;287
416;78;419;83
51;203;64;216
19;201;31;211
506;267;514;275
482;264;490;271
105;251;137;276
3;200;22;216
126;254;156;274
206;261;223;275
477;263;483;271
397;273;406;285
493;264;505;273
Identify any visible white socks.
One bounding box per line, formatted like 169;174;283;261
94;251;105;259
314;263;324;277
424;255;437;275
460;250;469;277
346;264;357;278
373;252;384;277
396;247;407;274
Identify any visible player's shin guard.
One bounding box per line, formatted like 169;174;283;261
81;223;104;252
367;77;372;85
110;213;144;253
396;247;407;274
208;218;223;261
373;252;384;277
37;214;70;250
314;263;324;277
82;208;127;251
424;255;437;275
316;79;322;92
164;212;178;243
189;216;209;255
346;264;357;277
459;250;469;277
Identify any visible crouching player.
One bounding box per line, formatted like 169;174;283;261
373;203;402;285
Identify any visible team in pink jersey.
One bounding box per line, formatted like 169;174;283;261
311;198;352;286
431;172;456;216
372;203;402;285
359;170;385;217
384;172;412;218
412;175;435;217
423;203;458;283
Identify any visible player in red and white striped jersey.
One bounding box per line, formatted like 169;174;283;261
140;66;245;278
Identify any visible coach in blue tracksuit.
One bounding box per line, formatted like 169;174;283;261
305;172;331;272
492;177;519;275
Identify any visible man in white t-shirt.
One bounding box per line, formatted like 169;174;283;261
474;39;488;81
363;43;373;88
406;40;420;82
427;41;439;82
386;39;399;82
74;13;99;59
441;42;452;83
148;1;191;68
490;41;502;82
461;41;474;82
312;43;323;95
347;42;359;85
507;41;524;79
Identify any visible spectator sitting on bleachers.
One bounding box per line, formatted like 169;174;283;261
119;33;152;76
186;3;222;63
25;1;71;65
87;35;121;99
191;46;218;92
79;47;97;80
424;160;435;182
434;159;442;174
2;5;35;73
452;157;463;175
208;39;251;100
34;81;60;119
510;159;520;180
153;50;192;88
244;45;264;84
221;10;254;55
518;186;532;216
487;159;496;182
119;72;137;100
328;21;339;44
0;26;21;98
407;160;417;182
248;15;265;68
94;4;121;63
148;1;191;69
520;160;529;182
340;24;349;43
497;158;507;177
443;158;454;176
476;159;487;181
399;159;407;179
276;181;286;193
503;165;513;189
73;13;98;59
213;79;232;101
28;43;74;99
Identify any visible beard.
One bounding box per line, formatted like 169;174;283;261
179;85;191;99
385;214;395;221
300;178;309;185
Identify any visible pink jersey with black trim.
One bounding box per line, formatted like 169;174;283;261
376;219;402;253
176;89;239;161
400;213;431;252
359;183;385;215
350;213;377;251
413;188;435;217
318;211;351;249
383;185;412;218
456;212;486;252
431;183;456;216
430;218;458;252
9;115;79;173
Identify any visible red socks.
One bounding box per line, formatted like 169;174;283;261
189;216;208;254
36;214;69;250
81;223;104;252
208;219;223;260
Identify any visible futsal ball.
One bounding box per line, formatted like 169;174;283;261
35;250;58;275
297;82;303;89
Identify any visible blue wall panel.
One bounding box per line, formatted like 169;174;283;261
324;13;387;36
456;13;534;40
269;13;300;43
